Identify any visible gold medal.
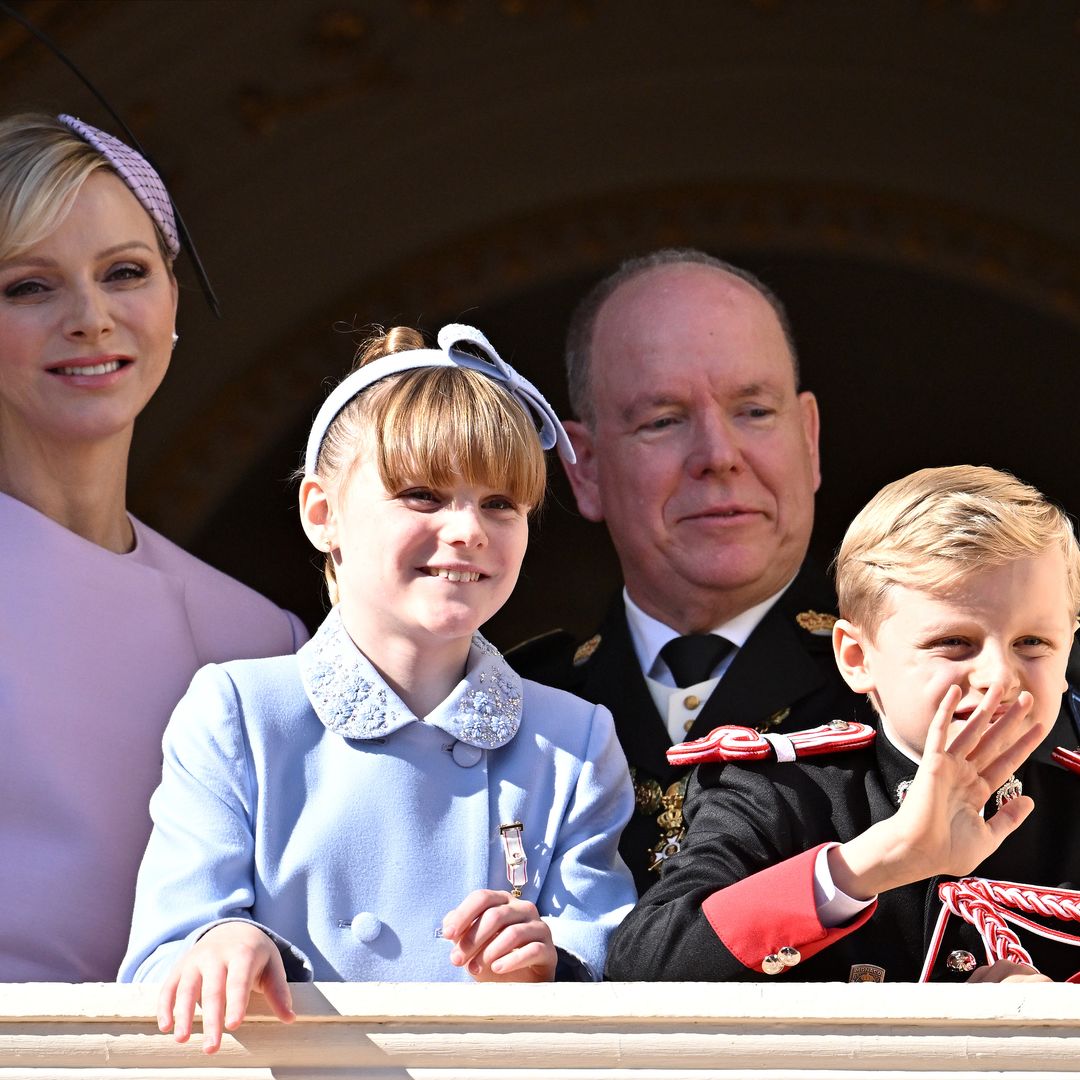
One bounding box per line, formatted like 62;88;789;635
631;769;664;816
647;829;685;871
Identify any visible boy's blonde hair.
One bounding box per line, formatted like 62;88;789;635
314;326;548;603
836;465;1080;639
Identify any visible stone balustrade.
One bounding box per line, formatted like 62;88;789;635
1;981;1077;1078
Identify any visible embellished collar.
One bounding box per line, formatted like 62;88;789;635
873;717;920;810
298;607;523;749
877;714;1027;812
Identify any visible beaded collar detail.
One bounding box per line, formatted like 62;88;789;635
298;607;522;749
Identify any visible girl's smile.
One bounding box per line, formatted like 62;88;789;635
422;566;485;582
314;458;529;675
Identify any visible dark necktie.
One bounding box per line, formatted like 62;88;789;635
659;633;734;688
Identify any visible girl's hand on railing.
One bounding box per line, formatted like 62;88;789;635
157;921;295;1054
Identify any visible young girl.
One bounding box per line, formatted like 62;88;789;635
120;323;636;1052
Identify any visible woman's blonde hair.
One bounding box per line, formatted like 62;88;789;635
835;464;1080;640
313;326;548;602
0;113;174;265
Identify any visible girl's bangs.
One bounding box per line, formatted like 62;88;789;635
373;368;547;509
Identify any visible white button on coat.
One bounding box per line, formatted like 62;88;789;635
351;912;382;943
452;741;483;767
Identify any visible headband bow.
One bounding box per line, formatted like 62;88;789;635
58;114;180;259
304;323;575;475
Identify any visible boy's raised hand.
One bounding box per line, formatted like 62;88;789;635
831;683;1044;900
896;683;1042;878
158;921;295;1055
442;889;557;982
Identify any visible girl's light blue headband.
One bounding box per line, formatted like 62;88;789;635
304;324;576;475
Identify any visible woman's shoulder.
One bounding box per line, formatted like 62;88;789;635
130;517;308;656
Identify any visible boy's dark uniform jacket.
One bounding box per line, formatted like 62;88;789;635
508;561;871;893
605;691;1080;983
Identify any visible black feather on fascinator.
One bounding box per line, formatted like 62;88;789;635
0;1;222;317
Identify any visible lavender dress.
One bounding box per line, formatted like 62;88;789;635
0;493;306;981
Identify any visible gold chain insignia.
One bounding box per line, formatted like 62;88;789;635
646;777;689;872
630;767;664;816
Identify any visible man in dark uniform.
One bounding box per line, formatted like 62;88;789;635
510;249;870;893
606;466;1080;983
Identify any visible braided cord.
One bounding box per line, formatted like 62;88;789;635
938;881;1031;966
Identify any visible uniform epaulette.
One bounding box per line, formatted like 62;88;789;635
1051;746;1080;775
507;628;574;655
505;629;577;678
666;719;875;767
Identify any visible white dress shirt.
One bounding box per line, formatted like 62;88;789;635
621;578;882;928
623;582;795;744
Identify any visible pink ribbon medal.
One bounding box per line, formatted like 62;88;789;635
499;822;527;898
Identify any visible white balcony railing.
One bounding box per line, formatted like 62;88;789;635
1;981;1077;1078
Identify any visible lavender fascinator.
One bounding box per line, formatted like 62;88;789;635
305;323;576;475
58;114;179;258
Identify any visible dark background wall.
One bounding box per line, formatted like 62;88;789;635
3;0;1078;645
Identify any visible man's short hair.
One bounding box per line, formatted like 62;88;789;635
835;464;1080;640
564;248;799;426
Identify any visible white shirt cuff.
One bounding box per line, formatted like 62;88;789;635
813;843;876;927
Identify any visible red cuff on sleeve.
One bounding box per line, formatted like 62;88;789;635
701;844;876;975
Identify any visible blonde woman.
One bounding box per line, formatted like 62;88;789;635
0;113;306;982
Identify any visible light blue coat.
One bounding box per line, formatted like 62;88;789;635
120;609;636;982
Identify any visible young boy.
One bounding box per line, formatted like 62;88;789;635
606;465;1080;983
